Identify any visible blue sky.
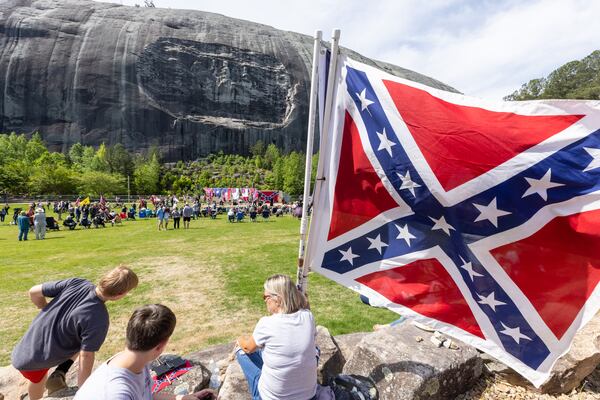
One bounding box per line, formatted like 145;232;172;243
96;0;600;99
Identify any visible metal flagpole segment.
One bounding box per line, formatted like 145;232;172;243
315;29;341;184
298;29;341;295
297;30;323;294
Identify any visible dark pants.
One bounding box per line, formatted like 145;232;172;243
173;217;180;229
19;228;28;241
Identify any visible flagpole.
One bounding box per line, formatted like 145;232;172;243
297;29;341;295
296;30;323;294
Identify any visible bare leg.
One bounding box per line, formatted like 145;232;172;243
28;373;48;400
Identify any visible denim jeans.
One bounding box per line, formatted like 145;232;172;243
18;228;28;241
236;350;263;400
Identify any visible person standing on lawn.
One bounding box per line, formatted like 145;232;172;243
33;208;47;240
11;265;139;400
74;304;215;400
182;203;193;229
17;210;30;241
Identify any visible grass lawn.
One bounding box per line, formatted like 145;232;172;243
0;204;396;365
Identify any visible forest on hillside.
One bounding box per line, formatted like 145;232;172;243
505;50;600;100
0;133;314;197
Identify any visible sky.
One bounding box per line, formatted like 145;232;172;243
96;0;600;100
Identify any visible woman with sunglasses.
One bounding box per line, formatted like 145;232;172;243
236;274;317;400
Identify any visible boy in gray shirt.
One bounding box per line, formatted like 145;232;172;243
75;304;215;400
12;266;139;400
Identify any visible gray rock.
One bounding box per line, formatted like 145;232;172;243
334;332;369;365
185;342;236;383
342;323;483;400
157;365;211;396
0;0;457;161
315;325;343;385
42;386;77;399
218;359;251;400
482;313;600;394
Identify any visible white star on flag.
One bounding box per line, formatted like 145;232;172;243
339;247;359;266
477;292;506;312
522;169;563;201
459;257;483;281
367;234;388;254
397;171;421;196
356;88;374;112
395;223;416;246
376;128;396;157
473;197;511;228
499;323;532;344
429;215;455;236
583;147;600;172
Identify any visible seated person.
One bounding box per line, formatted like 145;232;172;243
79;217;92;228
63;215;77;230
227;208;235;222
75;304;214;400
236;210;244;222
261;208;270;219
93;215;105;228
236;275;317;400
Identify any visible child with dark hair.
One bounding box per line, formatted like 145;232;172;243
75;304;215;400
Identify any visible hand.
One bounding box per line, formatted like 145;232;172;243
191;389;217;399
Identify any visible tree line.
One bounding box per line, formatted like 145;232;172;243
505;50;600;101
0;133;314;197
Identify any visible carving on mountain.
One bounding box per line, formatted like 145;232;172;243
0;0;456;161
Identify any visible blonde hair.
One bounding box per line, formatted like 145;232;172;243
264;274;309;314
98;265;139;297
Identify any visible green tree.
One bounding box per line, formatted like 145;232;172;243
107;143;133;176
250;140;265;157
264;144;280;169
31;164;76;194
90;143;110;172
25;133;48;164
133;153;160;194
283;152;305;196
77;171;126;196
68;143;85;167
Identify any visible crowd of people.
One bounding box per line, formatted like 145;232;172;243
12;267;318;400
3;195;305;241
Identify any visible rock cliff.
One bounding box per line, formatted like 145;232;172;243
0;0;456;161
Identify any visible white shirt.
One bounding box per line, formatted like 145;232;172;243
253;309;317;400
74;355;152;400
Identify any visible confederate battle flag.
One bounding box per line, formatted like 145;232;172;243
305;55;600;386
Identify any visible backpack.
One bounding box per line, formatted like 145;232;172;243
329;374;378;400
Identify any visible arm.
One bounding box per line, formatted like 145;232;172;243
29;284;47;309
236;335;258;354
77;350;95;387
153;390;215;400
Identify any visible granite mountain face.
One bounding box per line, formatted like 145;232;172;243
0;0;456;161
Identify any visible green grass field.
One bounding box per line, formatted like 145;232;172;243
0;204;396;365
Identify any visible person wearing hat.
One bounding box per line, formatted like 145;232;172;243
17;211;30;241
34;208;47;240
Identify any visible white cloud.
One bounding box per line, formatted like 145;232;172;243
96;0;600;99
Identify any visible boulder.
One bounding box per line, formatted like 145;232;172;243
185;342;236;383
218;359;251;400
150;353;211;396
0;365;27;400
334;332;369;365
316;326;343;385
483;313;600;394
342;323;483;400
43;387;77;399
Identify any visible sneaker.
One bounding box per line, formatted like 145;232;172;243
45;369;67;394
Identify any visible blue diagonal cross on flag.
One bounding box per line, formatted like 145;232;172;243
306;55;600;386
